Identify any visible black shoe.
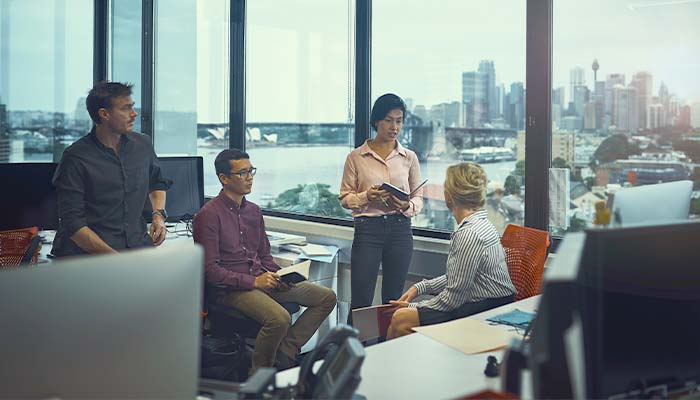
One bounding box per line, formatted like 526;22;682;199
274;351;299;371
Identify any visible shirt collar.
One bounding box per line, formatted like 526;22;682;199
359;139;408;158
217;190;247;210
89;126;131;151
457;209;487;229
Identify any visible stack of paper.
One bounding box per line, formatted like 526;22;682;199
412;317;520;355
281;243;332;257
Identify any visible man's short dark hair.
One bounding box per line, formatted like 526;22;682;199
370;93;407;131
215;148;250;177
86;81;134;125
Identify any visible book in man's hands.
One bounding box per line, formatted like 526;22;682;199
378;178;428;201
278;259;311;284
351;304;401;342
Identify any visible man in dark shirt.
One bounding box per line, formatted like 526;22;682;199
52;81;171;257
193;149;336;375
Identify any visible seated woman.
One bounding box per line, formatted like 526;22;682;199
387;162;516;339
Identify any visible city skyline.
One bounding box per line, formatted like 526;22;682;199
1;0;699;123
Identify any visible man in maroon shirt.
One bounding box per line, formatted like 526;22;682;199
193;149;336;375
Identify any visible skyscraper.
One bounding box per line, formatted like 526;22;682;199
462;71;487;128
506;82;525;130
612;84;638;134
478;60;497;121
647;103;665;129
605;73;626;121
570;67;586;104
631;71;653;129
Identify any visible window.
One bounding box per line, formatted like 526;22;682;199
153;0;230;194
0;0;93;163
372;0;526;233
551;0;700;234
109;0;142;133
245;0;354;217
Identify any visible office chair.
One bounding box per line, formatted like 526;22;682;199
500;224;550;301
0;227;41;268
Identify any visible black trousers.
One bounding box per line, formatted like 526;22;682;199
348;214;413;324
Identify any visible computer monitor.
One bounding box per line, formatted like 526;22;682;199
0;243;203;398
150;156;204;222
0;162;58;230
610;180;692;226
530;221;700;399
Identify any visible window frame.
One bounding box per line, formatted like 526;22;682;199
97;0;555;241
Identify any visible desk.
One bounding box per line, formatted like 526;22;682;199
276;295;540;400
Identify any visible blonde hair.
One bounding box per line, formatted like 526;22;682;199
444;162;487;209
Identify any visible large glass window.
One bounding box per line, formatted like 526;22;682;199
153;0;230;193
552;0;700;234
109;0;142;133
0;0;93;163
245;0;354;217
372;0;526;233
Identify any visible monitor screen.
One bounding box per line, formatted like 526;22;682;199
610;180;692;226
579;222;700;398
0;163;58;230
0;244;203;398
151;156;204;222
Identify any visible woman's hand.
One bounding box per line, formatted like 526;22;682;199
367;185;390;204
387;194;411;212
389;300;409;308
396;285;418;303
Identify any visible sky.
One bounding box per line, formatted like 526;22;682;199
1;0;699;123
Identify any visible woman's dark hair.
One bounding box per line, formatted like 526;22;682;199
214;148;250;176
370;93;407;131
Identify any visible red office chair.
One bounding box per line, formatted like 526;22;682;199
0;227;41;268
500;224;550;301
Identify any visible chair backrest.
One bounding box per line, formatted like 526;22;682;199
500;224;550;301
0;227;40;268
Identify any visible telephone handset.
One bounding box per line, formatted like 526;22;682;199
296;324;366;399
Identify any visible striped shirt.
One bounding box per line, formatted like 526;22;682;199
409;209;516;312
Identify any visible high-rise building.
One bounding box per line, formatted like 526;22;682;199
658;82;669;118
496;84;506;118
553;86;566;110
505;82;525;130
462;71;487;128
631;71;653;129
605;73;626;120
647;103;666;129
429;101;462;128
570;67;586;105
612;84;638;134
0;102;8;136
413;105;428;122
573;85;590;118
691;102;700;129
478;60;497;121
584;102;598;131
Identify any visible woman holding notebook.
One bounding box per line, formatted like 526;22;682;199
339;93;425;324
385;162;516;339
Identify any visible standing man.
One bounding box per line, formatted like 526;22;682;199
193;149;336;375
51;81;171;257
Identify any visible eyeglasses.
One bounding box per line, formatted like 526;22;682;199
228;167;257;178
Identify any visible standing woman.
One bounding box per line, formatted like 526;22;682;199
339;93;424;324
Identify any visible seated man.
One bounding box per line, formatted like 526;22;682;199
193;149;337;375
386;162;516;339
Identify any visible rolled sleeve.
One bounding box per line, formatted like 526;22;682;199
400;153;424;218
258;216;280;273
339;155;370;210
148;151;172;192
53;156;88;237
193;210;256;290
